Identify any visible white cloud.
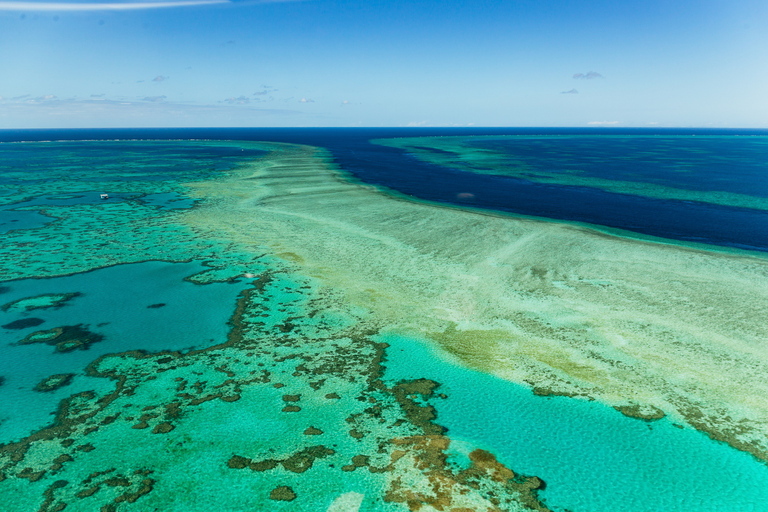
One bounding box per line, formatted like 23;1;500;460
0;1;229;11
298;97;314;103
587;120;619;126
561;89;578;94
0;0;302;11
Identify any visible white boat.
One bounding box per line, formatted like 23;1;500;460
100;193;109;199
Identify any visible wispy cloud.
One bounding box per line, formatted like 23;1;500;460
574;71;603;79
143;95;167;102
0;96;301;128
152;75;169;82
561;89;578;94
2;94;58;104
253;88;276;96
222;95;250;104
587;120;619;126
0;0;302;11
0;1;229;11
298;97;314;103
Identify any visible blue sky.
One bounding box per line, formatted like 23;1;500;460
1;0;766;128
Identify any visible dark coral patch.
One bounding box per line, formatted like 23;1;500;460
269;486;296;501
226;455;249;469
1;292;81;312
615;404;666;422
152;422;174;434
34;374;75;392
341;455;369;472
146;303;166;309
229;446;335;475
18;325;104;352
3;317;45;330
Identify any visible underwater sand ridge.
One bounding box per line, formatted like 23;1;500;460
183;142;768;464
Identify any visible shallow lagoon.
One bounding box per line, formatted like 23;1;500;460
0;260;249;444
1;133;767;511
383;333;768;512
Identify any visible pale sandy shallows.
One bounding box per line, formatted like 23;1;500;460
185;142;768;462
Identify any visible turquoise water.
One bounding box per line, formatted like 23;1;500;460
0;208;55;234
381;333;768;512
139;192;196;210
0;260;249;444
1;136;766;511
0;192;145;233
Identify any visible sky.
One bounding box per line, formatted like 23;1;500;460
0;0;767;128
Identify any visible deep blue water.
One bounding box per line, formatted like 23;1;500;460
473;136;768;196
2;128;767;253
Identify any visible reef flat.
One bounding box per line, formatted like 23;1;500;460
1;139;767;511
184;142;768;464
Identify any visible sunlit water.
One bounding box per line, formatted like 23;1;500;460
1;130;766;511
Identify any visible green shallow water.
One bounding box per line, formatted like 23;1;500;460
1;139;767;511
381;332;768;512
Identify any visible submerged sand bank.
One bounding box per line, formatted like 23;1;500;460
184;142;768;462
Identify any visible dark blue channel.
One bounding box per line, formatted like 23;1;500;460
2;128;767;253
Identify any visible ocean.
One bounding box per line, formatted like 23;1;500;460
1;128;767;512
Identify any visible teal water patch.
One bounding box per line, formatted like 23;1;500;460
0;260;249;444
7;192;141;208
0;192;152;234
0;140;266;210
139;192;196;210
0;208;56;234
380;332;768;512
